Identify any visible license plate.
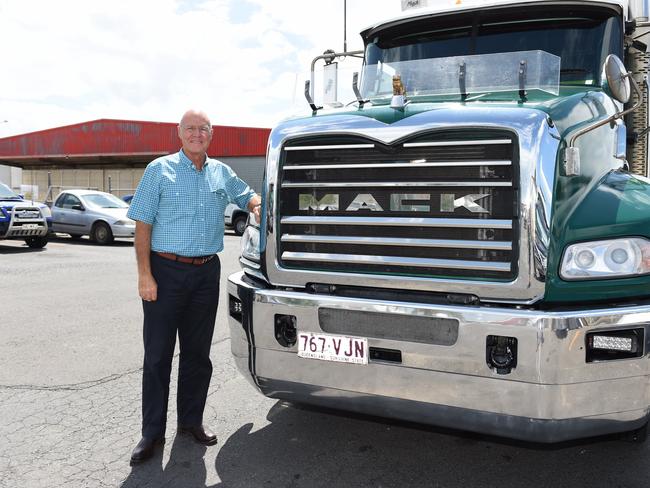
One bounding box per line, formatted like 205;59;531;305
21;224;40;229
297;332;368;365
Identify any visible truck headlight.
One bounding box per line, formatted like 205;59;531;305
240;225;260;263
40;206;52;218
560;237;650;280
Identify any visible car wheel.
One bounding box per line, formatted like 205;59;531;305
69;234;83;240
233;215;247;236
24;236;48;248
91;222;114;245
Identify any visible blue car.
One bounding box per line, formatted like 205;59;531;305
0;182;52;248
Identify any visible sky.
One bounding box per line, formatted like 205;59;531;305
0;0;408;137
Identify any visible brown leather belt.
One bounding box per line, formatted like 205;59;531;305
154;251;216;266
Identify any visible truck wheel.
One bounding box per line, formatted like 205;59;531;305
24;236;48;248
233;214;248;236
91;222;114;245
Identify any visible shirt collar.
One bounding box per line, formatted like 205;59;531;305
179;149;210;171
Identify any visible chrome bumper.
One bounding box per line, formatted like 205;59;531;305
228;271;650;442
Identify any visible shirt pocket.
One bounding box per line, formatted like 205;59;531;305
161;186;196;217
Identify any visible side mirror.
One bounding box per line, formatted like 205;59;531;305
72;204;84;211
18;194;24;199
601;54;631;103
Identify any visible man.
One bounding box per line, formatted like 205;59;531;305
127;109;261;464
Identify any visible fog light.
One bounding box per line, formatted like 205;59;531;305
486;335;518;374
591;335;634;352
275;314;297;347
586;328;644;362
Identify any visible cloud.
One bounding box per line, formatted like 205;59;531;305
0;0;401;137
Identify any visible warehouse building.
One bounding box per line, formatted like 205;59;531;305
0;119;270;202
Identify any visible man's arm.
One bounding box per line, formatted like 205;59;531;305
134;221;157;302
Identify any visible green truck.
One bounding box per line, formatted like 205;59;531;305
228;0;650;442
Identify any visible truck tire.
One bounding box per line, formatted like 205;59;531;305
91;222;114;245
24;236;48;248
233;214;248;236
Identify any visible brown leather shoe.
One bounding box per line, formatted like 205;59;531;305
130;437;164;464
178;425;218;446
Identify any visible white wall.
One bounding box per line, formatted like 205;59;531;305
0;165;22;188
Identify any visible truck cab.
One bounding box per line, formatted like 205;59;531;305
228;0;650;442
0;182;51;248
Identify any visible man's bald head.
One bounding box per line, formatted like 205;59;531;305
177;109;213;164
179;109;211;128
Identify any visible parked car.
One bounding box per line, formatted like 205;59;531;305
51;190;135;244
224;203;249;236
0;182;51;248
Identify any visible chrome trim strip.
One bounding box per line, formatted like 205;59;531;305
403;139;512;147
281;181;513;188
284;144;375;151
283;160;512;170
281;216;513;229
281;251;511;272
281;234;512;250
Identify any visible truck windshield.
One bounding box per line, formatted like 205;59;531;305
83;193;129;209
364;5;622;94
0;182;21;200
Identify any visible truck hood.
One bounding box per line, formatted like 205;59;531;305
288;86;614;142
0;199;48;210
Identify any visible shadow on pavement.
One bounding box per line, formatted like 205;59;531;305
118;401;649;488
122;434;209;488
49;234;134;247
0;243;47;254
211;402;648;488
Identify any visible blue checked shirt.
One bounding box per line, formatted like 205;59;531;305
127;150;255;256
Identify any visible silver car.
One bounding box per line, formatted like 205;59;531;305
52;190;135;244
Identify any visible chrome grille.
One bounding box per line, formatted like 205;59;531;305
277;130;518;280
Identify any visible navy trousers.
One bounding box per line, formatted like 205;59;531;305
141;252;220;439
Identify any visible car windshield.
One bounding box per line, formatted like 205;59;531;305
0;182;21;200
83;193;129;209
363;4;622;98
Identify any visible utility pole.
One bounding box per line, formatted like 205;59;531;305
344;0;348;52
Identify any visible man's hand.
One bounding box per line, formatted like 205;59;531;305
139;273;158;302
248;194;262;224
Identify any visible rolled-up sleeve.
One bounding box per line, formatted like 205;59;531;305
223;164;255;210
127;162;161;224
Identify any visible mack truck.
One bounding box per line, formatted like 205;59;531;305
228;0;650;442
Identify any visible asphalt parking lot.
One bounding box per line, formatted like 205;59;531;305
2;234;650;488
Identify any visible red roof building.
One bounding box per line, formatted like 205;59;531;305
0;119;270;168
